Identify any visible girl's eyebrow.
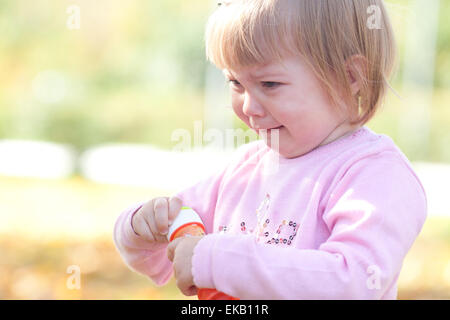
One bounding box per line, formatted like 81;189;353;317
223;69;285;80
249;71;285;79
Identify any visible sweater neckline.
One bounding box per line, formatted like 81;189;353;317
264;126;372;165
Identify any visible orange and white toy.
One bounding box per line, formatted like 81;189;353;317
167;206;238;300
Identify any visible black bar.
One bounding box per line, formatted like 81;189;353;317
0;300;448;319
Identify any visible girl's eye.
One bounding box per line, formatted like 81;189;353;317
228;79;241;86
262;82;280;89
228;79;281;90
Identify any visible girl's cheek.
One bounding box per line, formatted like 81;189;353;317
231;95;247;121
271;101;297;124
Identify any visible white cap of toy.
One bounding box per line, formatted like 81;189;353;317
167;206;205;241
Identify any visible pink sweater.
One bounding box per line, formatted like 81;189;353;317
113;126;427;299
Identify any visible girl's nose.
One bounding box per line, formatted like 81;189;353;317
242;92;265;118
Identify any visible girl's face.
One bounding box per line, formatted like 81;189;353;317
224;55;360;159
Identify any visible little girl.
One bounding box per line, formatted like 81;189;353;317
114;0;427;299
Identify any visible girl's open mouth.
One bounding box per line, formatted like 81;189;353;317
267;125;283;132
253;125;284;135
257;126;284;136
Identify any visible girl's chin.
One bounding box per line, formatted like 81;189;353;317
262;136;282;152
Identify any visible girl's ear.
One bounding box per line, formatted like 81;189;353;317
345;55;368;96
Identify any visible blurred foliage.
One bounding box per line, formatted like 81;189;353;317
0;0;449;162
0;236;194;299
435;0;450;88
0;0;209;151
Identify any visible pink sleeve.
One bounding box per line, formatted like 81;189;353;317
113;202;174;286
191;153;428;299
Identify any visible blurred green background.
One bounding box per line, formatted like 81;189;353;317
0;0;449;299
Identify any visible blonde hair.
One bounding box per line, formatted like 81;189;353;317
205;0;397;126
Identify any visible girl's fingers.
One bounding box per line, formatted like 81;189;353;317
132;196;182;243
176;270;198;296
154;197;170;235
168;196;183;225
167;237;182;262
142;198;166;242
186;285;198;296
132;213;155;242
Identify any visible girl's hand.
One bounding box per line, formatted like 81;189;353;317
131;196;183;243
167;236;203;296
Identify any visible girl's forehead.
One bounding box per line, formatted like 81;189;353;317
223;61;289;79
